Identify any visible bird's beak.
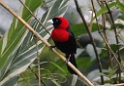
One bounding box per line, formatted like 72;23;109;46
48;19;53;24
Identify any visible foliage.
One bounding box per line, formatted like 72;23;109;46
0;0;124;86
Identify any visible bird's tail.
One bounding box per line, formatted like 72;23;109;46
66;54;78;75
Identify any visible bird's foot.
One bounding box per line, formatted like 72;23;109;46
65;54;71;64
49;46;56;50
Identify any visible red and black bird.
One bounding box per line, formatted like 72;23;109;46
51;17;77;74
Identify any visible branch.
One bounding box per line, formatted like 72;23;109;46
99;0;113;68
91;0;123;83
35;38;41;86
105;2;121;82
0;1;94;86
28;67;47;86
74;0;104;84
19;0;51;35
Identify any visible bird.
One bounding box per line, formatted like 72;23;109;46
51;16;78;74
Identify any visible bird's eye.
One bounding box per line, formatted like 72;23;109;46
52;18;62;28
56;19;59;22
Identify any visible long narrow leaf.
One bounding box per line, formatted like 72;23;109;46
0;0;42;84
0;0;69;85
91;2;116;21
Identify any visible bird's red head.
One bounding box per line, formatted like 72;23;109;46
52;17;69;29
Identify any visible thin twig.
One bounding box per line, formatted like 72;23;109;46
105;2;121;83
74;0;104;84
35;38;41;86
0;1;94;86
0;34;2;39
98;83;124;86
100;1;113;68
28;67;47;86
118;30;124;43
20;74;32;86
91;0;123;70
19;0;51;35
91;0;123;83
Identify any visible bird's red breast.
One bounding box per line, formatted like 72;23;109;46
51;28;70;42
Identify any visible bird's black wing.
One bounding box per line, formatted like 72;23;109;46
66;27;77;52
53;27;77;54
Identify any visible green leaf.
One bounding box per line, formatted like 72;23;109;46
91;2;116;21
99;48;108;58
50;61;66;73
0;0;70;85
70;23;85;36
110;44;121;52
0;0;42;84
52;80;61;86
119;33;124;43
76;57;94;73
70;23;103;36
108;68;115;76
118;15;124;21
0;24;27;75
0;76;19;86
41;0;69;24
117;0;124;14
